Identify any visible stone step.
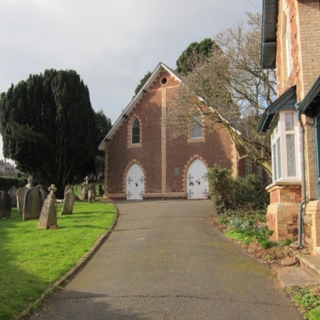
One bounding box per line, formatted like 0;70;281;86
297;254;320;282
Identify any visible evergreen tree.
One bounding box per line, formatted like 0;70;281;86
95;109;112;180
176;38;220;75
134;71;152;96
0;69;97;197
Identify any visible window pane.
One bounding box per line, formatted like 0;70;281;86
132;135;140;144
272;143;277;180
276;138;282;179
245;158;252;175
191;115;202;138
191;125;202;138
285;113;294;131
286;134;296;176
274;122;279;135
132;119;140;144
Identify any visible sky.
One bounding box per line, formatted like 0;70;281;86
0;0;262;161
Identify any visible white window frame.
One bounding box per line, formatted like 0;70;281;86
271;111;300;182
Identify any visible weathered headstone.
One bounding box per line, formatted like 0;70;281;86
88;184;96;203
36;184;48;206
16;187;28;214
22;187;42;221
38;184;58;230
26;175;34;188
61;185;76;215
8;186;17;207
80;176;89;200
98;184;104;196
0;191;12;218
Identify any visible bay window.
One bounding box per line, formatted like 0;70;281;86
271;111;299;182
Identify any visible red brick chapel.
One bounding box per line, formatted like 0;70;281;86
99;63;260;200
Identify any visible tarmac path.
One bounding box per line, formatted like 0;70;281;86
29;200;302;320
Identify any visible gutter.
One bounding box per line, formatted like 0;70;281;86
296;103;307;249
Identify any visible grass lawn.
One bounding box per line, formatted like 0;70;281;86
0;201;117;320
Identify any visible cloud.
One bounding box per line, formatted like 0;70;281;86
0;0;262;130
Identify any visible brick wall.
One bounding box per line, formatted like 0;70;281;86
277;0;320;99
266;183;301;241
104;69;238;199
298;0;320;97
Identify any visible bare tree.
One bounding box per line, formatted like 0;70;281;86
166;12;276;176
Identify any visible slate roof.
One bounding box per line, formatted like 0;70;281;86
261;0;278;69
297;76;320;114
257;85;296;133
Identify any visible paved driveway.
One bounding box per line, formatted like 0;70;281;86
29;200;301;320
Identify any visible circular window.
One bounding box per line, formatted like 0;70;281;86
161;77;168;85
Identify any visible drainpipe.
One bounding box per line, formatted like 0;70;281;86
296;104;307;249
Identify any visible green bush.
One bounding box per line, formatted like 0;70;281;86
207;164;269;214
0;176;27;191
234;174;269;211
207;164;236;213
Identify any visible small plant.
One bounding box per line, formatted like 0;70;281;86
225;229;251;244
259;239;273;249
256;209;267;223
287;286;320;319
306;307;320;320
284;238;293;246
230;217;243;228
216;216;230;225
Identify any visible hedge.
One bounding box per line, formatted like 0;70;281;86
0;177;28;191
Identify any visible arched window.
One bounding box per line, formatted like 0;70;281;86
191;114;202;139
131;118;140;144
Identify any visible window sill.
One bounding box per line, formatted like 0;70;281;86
128;143;142;148
188;137;205;143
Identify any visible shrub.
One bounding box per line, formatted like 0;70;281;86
207;164;236;213
207;164;269;214
234;174;269;210
0;176;27;191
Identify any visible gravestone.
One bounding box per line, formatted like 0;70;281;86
88;184;96;203
80;176;89;200
61;185;76;215
98;184;104;196
16;187;28;214
38;185;58;230
8;186;17;207
36;184;48;206
22;187;42;221
0;191;12;218
26;175;34;188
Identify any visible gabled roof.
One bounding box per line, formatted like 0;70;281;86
257;85;296;133
261;0;278;69
98;62;182;150
297;76;320;114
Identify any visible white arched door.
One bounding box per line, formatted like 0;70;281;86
126;163;144;200
186;159;209;199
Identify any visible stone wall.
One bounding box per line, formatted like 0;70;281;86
266;183;301;241
304;200;320;254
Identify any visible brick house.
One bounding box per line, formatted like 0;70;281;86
258;0;320;253
99;62;262;200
